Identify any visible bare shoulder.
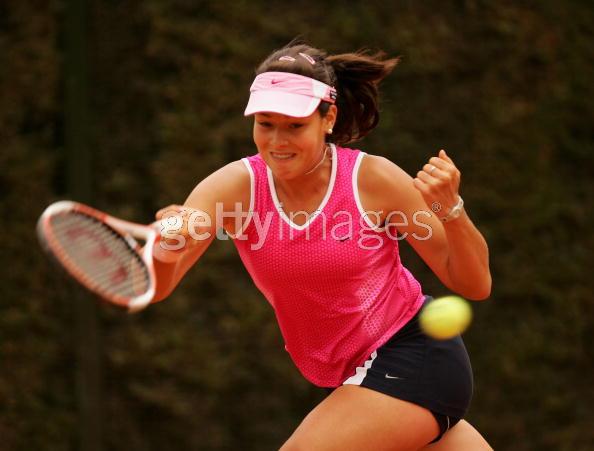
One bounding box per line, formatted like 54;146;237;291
184;159;251;211
358;153;415;214
359;154;411;186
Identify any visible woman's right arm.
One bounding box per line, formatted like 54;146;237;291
151;160;251;302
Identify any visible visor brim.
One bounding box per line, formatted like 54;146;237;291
244;90;322;118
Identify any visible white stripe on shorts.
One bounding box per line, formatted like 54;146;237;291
342;351;378;386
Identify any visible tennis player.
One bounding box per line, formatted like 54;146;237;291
152;43;492;450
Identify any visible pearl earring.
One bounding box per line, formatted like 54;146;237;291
328;128;333;134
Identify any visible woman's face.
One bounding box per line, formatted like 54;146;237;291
253;106;336;180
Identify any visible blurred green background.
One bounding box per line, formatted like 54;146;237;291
1;1;593;450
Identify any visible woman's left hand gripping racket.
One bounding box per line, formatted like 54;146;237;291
37;200;161;313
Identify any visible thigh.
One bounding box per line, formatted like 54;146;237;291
420;420;493;451
280;385;440;451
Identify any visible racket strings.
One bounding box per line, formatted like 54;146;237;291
48;212;150;299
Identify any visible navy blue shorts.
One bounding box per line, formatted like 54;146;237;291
328;296;474;443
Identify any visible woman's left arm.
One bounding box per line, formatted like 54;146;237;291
413;149;491;300
360;150;491;300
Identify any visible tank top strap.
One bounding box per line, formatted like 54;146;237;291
324;145;366;219
233;154;271;239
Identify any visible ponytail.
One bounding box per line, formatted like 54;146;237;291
326;51;399;144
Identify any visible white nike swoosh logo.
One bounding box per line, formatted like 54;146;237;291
385;374;404;379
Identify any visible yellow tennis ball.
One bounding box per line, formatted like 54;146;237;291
419;296;472;340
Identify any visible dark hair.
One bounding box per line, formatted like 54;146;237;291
255;42;400;145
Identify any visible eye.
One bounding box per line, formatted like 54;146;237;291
257;121;272;128
289;123;304;129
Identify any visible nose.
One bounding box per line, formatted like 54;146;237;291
271;128;289;147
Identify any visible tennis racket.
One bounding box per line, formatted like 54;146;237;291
37;200;161;313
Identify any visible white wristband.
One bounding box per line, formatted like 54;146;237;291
440;195;464;223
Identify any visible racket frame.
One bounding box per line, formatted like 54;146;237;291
37;200;160;313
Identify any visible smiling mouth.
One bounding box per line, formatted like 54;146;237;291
270;152;297;160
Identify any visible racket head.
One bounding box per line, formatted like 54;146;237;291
37;201;158;313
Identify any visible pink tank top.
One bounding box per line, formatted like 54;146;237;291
232;144;425;387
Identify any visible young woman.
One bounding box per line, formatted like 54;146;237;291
152;43;493;450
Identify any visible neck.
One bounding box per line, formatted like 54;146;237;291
304;144;330;175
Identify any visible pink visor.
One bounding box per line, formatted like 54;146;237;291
244;71;337;117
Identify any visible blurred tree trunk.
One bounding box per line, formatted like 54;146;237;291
64;0;102;449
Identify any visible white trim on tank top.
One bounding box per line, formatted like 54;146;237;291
267;143;338;231
353;152;386;231
227;158;255;239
